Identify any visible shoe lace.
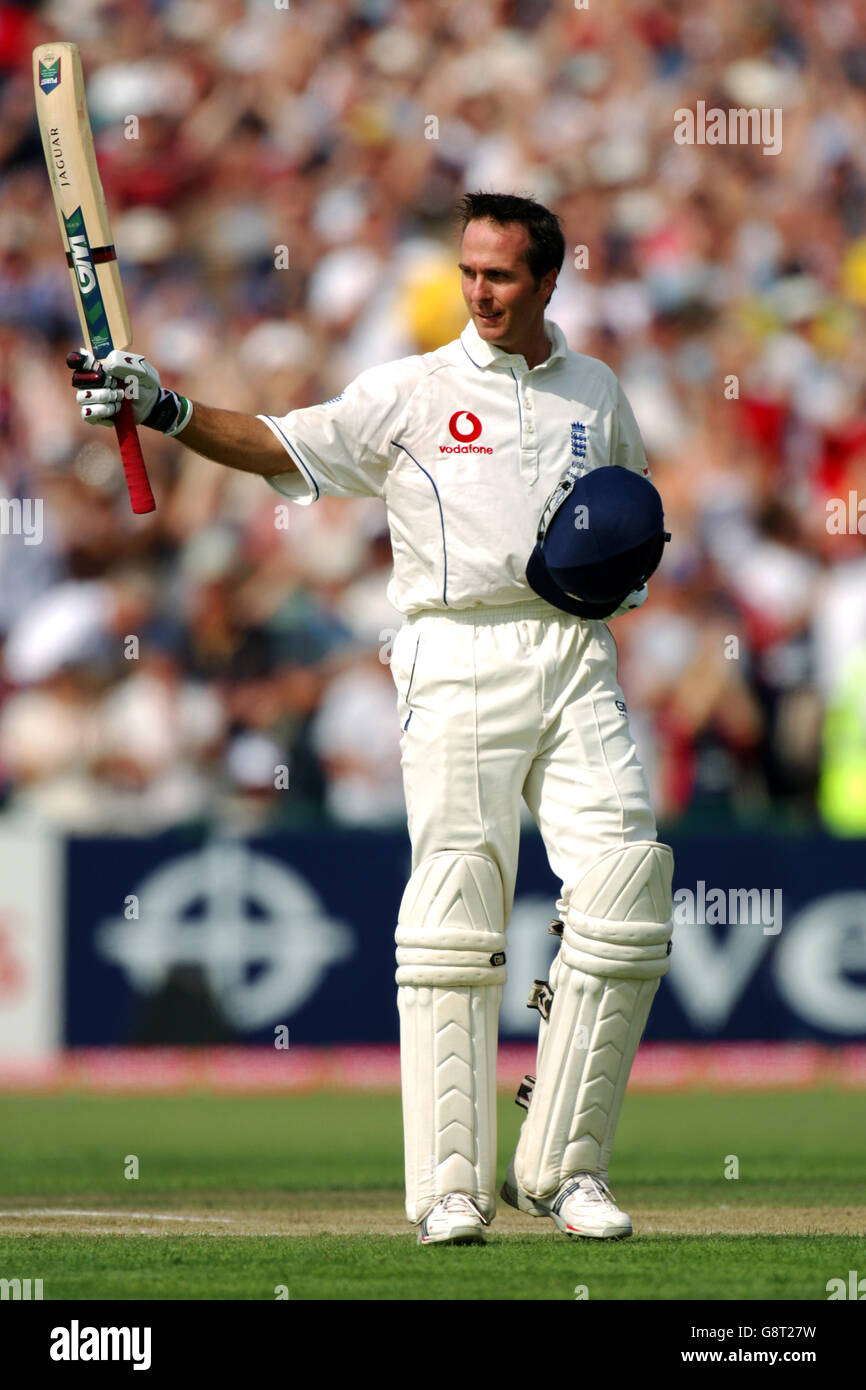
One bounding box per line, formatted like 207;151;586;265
438;1193;486;1221
556;1173;617;1212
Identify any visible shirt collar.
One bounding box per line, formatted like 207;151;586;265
459;316;568;372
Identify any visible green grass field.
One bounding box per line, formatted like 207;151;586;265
0;1088;862;1300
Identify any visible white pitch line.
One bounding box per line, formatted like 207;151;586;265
0;1208;228;1223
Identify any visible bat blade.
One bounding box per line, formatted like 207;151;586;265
33;42;155;514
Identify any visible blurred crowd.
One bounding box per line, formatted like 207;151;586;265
0;0;865;836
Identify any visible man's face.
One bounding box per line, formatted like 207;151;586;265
459;219;556;352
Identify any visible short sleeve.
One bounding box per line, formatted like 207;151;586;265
609;378;650;479
259;357;422;504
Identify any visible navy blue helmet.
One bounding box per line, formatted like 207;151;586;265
526;465;670;618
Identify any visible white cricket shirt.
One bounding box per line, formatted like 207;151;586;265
260;317;649;616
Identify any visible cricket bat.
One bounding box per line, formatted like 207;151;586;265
32;41;156;514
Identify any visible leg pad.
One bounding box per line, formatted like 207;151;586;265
514;842;673;1197
396;852;506;1222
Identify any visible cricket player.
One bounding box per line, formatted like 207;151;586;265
69;192;674;1245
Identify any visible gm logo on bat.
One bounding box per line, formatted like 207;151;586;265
68;232;96;292
62;205;113;356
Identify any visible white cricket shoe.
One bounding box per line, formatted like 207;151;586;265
417;1193;488;1246
501;1160;632;1239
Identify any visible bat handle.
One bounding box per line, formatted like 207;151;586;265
114;398;156;514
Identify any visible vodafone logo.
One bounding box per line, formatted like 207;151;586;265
440;409;492;455
448;411;482;443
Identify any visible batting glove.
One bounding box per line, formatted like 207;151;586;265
68;348;193;436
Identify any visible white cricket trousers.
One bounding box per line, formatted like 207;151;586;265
390;598;660;1222
391;598;657;913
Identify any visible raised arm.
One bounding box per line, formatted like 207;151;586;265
67;349;293;479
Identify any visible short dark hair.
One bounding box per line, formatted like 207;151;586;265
456;192;565;291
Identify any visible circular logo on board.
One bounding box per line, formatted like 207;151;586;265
94;841;354;1030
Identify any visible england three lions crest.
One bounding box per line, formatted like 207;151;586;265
570;422;588;460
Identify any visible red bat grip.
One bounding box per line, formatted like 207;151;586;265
113;397;156;514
